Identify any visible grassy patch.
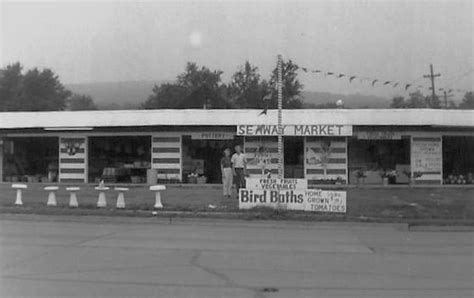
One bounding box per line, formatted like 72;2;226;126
0;183;473;223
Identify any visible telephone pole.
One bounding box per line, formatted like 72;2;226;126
443;90;453;109
423;64;441;107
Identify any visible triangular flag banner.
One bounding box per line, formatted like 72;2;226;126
312;70;321;73
326;72;334;76
337;74;345;78
301;67;308;72
372;80;378;87
393;82;399;88
383;81;391;85
405;84;411;90
349;76;356;83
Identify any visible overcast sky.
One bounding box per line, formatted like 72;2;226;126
1;0;472;98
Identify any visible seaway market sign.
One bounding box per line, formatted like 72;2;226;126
237;125;352;136
240;178;347;213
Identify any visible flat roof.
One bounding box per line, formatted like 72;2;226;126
0;109;473;129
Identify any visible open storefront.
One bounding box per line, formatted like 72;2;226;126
348;135;411;184
2;137;58;183
443;136;474;184
88;136;151;183
181;132;239;183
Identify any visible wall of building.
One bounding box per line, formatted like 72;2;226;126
58;136;88;183
305;137;348;184
151;133;182;182
244;137;279;176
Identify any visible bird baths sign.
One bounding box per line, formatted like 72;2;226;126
239;178;347;213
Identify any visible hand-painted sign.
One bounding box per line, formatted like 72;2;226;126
245;178;308;190
239;178;346;213
237;125;352;136
356;131;402;140
191;132;235;140
411;138;442;173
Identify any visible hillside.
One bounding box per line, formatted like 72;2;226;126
66;80;391;109
66;80;164;109
301;91;391;108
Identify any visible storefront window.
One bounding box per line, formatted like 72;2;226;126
88;136;151;183
2;137;58;183
348;137;410;184
443;136;474;184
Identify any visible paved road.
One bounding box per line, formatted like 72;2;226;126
0;215;473;298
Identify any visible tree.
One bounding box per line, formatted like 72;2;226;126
68;94;98;111
269;59;303;108
143;62;231;109
229;61;269;108
143;83;188;109
0;63;24;111
390;96;406;108
390;91;430;108
0;62;70;111
459;92;474;109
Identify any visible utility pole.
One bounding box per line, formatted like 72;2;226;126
277;55;283;179
443;91;453;109
423;64;441;107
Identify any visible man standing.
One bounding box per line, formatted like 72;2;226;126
231;144;247;194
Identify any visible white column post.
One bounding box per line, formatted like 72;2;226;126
277;54;283;179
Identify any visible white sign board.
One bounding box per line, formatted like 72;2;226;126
239;178;346;213
191;132;235;140
237;125;352;136
411;138;442;173
356;131;402;140
245;178;308;190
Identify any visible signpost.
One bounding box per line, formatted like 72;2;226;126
277;54;283;179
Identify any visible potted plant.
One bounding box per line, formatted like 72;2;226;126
404;170;423;185
356;170;366;185
380;170;397;186
187;172;198;184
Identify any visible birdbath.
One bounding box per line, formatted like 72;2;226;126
114;187;129;209
66;187;80;207
149;185;166;209
12;184;27;206
44;186;59;206
95;186;109;208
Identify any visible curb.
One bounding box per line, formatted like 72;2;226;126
1;206;473;227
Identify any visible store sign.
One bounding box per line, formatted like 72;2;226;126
411;138;442;173
190;132;235;140
237;125;352;136
356;131;402;140
239;178;346;213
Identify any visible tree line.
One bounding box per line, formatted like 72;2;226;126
1;61;472;111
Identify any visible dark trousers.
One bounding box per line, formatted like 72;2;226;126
234;168;246;191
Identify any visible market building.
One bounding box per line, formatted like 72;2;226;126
0;109;473;186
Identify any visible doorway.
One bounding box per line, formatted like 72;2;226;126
284;137;304;178
181;136;237;183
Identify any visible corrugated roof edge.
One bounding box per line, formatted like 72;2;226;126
0;109;473;129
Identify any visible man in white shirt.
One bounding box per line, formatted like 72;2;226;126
231;145;247;193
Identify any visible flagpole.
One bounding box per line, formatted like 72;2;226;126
277;54;283;179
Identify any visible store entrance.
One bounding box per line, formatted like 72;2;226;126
181;136;236;183
284;137;304;178
2;137;59;183
88;136;151;183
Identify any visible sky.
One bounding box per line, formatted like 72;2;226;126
1;0;472;98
